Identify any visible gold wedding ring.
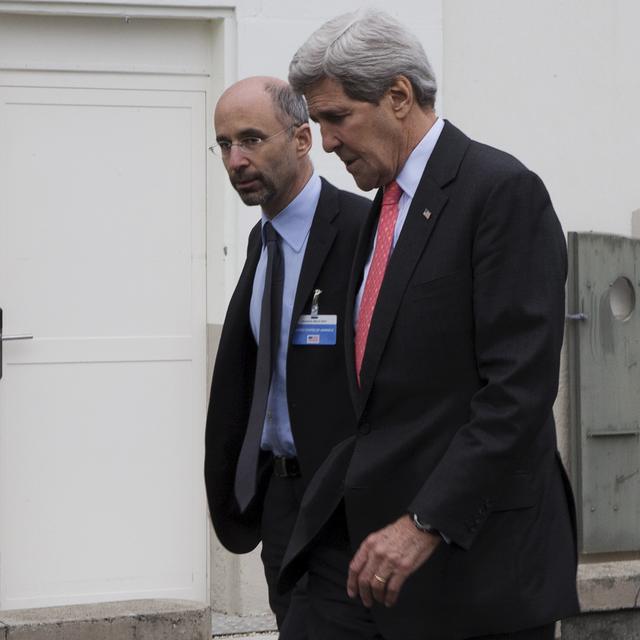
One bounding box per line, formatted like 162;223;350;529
373;573;388;584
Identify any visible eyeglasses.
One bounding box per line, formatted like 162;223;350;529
209;125;298;157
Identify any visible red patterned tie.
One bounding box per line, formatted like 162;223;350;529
355;181;402;385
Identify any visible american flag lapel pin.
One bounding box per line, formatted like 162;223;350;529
422;209;432;221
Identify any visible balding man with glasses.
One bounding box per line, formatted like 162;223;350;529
204;76;369;638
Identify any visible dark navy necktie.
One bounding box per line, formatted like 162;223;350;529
234;221;284;512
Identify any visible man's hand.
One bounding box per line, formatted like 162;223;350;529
347;514;441;608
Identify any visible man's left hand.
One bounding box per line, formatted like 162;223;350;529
347;514;441;608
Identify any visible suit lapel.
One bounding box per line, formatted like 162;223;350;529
356;178;448;408
244;226;262;285
231;224;262;318
352;120;471;414
288;179;338;339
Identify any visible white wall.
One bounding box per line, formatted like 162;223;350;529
442;0;640;239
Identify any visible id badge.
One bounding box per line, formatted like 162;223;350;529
292;314;337;345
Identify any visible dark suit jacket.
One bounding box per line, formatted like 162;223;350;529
204;177;369;554
280;122;580;639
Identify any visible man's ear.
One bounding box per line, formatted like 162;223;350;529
295;123;313;157
387;75;414;120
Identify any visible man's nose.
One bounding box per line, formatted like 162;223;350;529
320;125;340;153
226;145;250;171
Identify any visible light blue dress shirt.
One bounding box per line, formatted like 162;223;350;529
249;172;322;457
355;118;445;322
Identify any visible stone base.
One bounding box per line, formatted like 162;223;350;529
560;557;640;639
577;559;640;611
0;599;210;640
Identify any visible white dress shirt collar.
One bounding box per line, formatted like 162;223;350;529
395;117;445;199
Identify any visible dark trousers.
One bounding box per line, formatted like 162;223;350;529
303;504;556;640
305;505;382;640
260;470;308;639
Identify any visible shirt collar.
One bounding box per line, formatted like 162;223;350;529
396;117;445;199
260;172;321;253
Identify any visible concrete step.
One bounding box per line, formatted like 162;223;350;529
0;599;210;639
211;611;277;638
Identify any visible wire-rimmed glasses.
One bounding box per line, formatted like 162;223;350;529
209;124;298;157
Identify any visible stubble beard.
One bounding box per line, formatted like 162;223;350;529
232;173;276;208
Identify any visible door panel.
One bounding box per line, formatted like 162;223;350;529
0;22;209;608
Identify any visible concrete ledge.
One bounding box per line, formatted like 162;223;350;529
577;560;640;611
0;599;211;640
211;611;276;635
559;559;640;639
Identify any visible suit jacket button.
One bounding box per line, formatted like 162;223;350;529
358;423;371;435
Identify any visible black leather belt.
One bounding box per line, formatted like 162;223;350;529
273;456;301;478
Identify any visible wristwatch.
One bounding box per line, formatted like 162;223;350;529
411;513;439;535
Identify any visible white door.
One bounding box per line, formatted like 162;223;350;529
0;13;216;609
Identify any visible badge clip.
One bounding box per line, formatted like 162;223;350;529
311;289;322;318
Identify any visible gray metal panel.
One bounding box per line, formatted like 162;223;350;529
568;232;640;553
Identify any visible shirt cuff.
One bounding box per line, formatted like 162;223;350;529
411;512;451;545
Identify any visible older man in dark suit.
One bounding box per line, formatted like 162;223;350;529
204;77;369;638
281;11;580;640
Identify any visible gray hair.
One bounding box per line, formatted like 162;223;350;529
264;81;309;128
289;9;437;108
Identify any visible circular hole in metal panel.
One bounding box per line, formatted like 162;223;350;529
609;276;636;321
